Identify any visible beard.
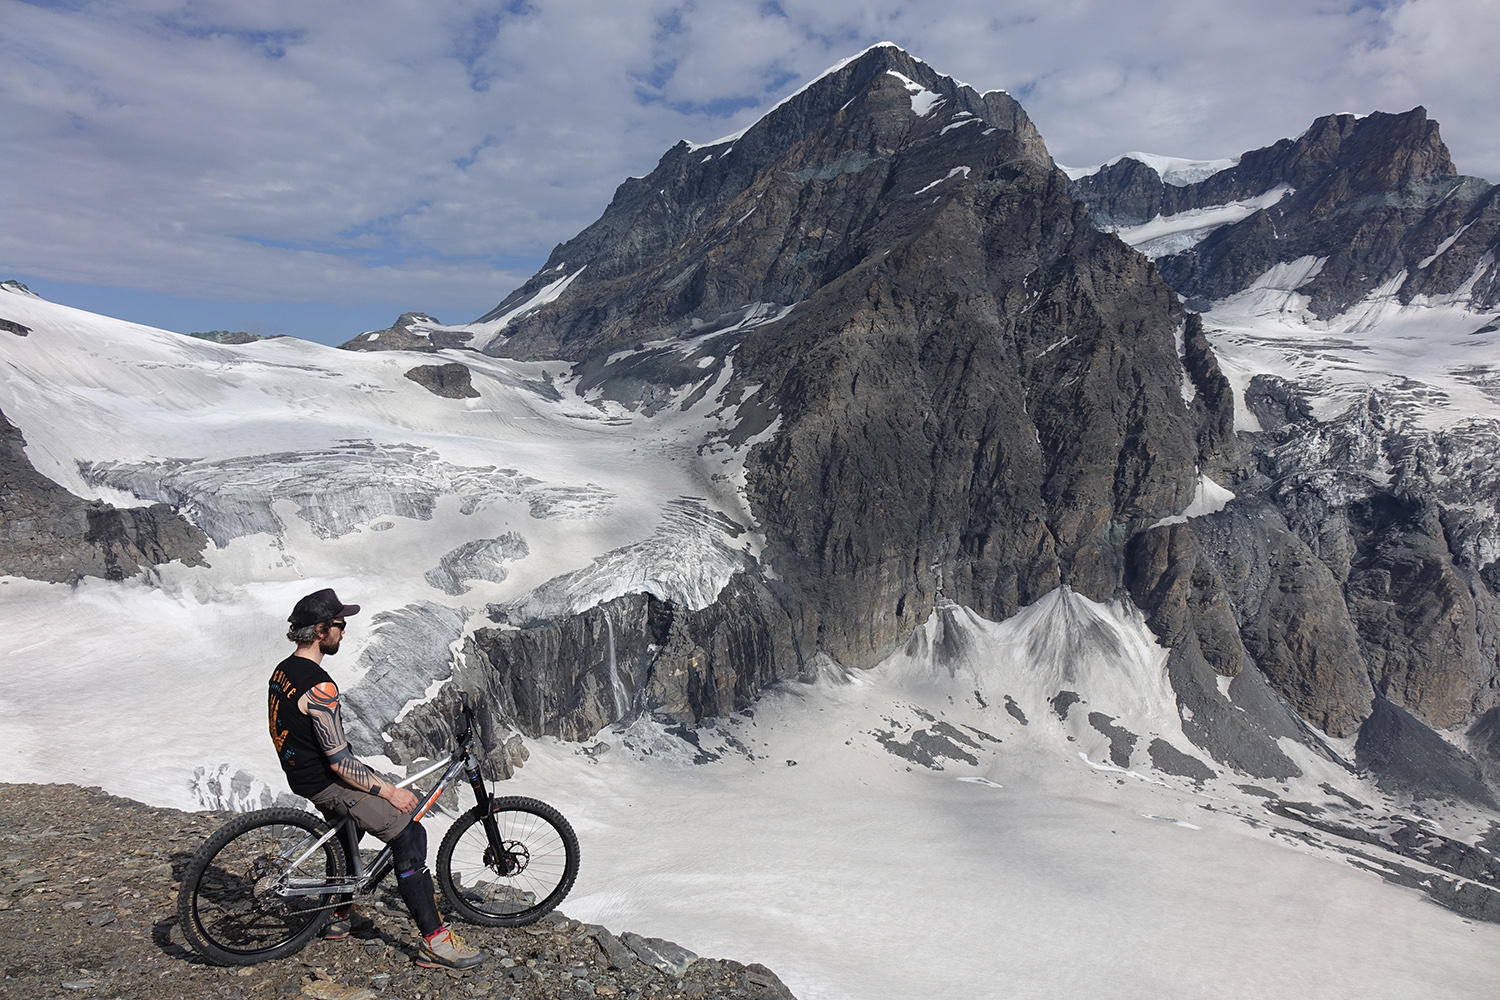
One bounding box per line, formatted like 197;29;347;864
319;634;342;655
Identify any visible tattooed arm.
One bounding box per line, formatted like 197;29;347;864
301;681;416;811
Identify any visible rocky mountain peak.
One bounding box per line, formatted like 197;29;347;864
1283;106;1454;195
339;310;469;352
679;42;1047;173
1072;106;1459;231
1070;105;1500;317
395;310;439;328
450;45;1234;709
476;43;1050;358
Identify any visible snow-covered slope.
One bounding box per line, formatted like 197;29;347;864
1197;253;1500;432
0;285;765;799
543;590;1500;1000
1108;184;1293;260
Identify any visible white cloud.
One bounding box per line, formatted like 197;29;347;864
1349;0;1500;178
0;0;1494;337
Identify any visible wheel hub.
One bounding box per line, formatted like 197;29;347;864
483;841;527;876
249;858;292;916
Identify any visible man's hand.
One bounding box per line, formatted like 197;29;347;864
381;783;419;814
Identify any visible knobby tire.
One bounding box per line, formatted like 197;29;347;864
176;807;347;965
436;796;579;926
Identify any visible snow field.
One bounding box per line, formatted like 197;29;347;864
0;287;767;803
1201;253;1500;430
523;602;1500;1000
1106;185;1294;260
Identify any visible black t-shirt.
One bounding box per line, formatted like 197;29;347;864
268;654;339;798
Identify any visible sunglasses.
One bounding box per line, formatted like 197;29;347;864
326;620;348;631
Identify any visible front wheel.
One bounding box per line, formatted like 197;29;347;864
177;807;347;965
436;796;579;926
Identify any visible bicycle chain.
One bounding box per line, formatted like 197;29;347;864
261;881;382;914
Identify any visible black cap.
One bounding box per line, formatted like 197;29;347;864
288;588;360;628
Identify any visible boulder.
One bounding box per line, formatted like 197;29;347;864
404;361;481;399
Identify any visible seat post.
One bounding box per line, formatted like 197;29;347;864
339;817;365;877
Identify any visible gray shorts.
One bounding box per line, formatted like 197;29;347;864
308;784;412;842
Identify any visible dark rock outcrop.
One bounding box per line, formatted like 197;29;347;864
470;46;1218;680
1190;502;1374;738
1073;107;1500;317
1125;518;1315;779
1344;493;1484;728
340;312;471;352
0;409;209;582
185;329;270;344
424;533;529;594
1468;707;1500;789
386;574;802;752
1181;312;1236;467
404;360;481;398
1356;697;1497;807
1229;378;1500;735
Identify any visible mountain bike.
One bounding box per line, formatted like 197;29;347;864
176;703;579;966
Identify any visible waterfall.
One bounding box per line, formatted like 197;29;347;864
603;610;627;719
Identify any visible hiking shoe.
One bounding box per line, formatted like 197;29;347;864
416;926;484;970
322;907;376;940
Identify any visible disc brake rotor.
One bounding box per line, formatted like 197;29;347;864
483;841;528;876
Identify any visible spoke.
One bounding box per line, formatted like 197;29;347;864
190;820;340;956
447;809;568;917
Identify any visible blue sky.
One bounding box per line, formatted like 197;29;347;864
3;0;1496;344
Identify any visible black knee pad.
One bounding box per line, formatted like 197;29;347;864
391;818;428;874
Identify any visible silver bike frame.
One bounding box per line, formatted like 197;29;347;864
275;751;469;898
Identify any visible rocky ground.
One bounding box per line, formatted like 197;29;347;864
0;784;798;1000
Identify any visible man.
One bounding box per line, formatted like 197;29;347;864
268;587;483;970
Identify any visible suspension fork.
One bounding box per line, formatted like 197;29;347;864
465;750;513;872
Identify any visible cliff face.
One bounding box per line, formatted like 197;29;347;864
475;45;1222;670
477;576;802;742
1073;107;1499;317
735;213;1208;669
1073;107;1500;791
433;54;1500;804
0;408;207;583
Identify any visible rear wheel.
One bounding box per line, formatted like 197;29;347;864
177;808;347;965
436;796;579;926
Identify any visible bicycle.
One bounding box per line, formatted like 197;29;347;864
176;703;579;966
